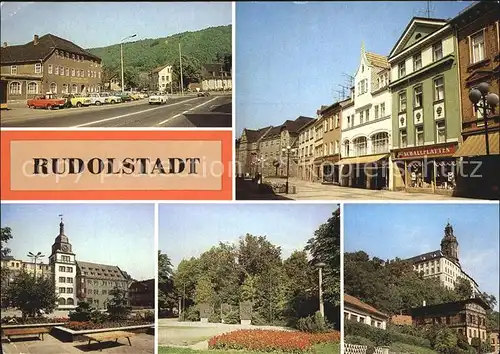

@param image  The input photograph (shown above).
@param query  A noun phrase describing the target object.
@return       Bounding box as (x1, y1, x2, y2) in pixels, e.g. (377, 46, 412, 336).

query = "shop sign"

(394, 143, 457, 159)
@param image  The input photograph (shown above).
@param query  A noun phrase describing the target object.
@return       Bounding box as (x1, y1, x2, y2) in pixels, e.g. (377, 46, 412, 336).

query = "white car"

(100, 92, 122, 104)
(87, 93, 120, 106)
(148, 92, 168, 105)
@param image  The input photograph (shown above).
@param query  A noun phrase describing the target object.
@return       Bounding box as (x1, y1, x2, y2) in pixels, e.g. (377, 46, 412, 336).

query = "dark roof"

(344, 294, 389, 319)
(130, 278, 155, 290)
(152, 64, 171, 73)
(244, 126, 272, 143)
(203, 63, 224, 72)
(408, 297, 490, 315)
(1, 33, 101, 64)
(263, 125, 283, 139)
(282, 116, 315, 133)
(1, 255, 15, 261)
(76, 260, 127, 281)
(450, 1, 500, 26)
(406, 249, 446, 264)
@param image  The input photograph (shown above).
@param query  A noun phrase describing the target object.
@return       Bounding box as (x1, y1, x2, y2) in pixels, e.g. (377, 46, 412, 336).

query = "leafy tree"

(455, 277, 473, 300)
(1, 226, 12, 257)
(172, 55, 202, 89)
(107, 287, 131, 320)
(158, 251, 177, 315)
(6, 270, 57, 320)
(240, 275, 256, 303)
(434, 327, 458, 352)
(194, 275, 216, 305)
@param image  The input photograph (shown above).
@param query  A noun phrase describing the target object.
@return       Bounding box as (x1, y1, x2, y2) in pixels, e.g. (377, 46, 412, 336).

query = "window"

(415, 125, 424, 146)
(76, 70, 80, 77)
(62, 255, 70, 262)
(81, 69, 84, 77)
(399, 61, 406, 78)
(353, 137, 367, 156)
(399, 91, 407, 112)
(344, 141, 350, 156)
(374, 105, 379, 119)
(433, 42, 443, 61)
(413, 53, 422, 71)
(436, 120, 446, 143)
(11, 65, 17, 75)
(434, 77, 444, 101)
(400, 129, 407, 148)
(67, 287, 73, 293)
(359, 111, 364, 124)
(54, 66, 59, 75)
(380, 102, 385, 116)
(102, 290, 107, 295)
(27, 82, 37, 94)
(59, 287, 66, 293)
(59, 277, 65, 283)
(414, 86, 423, 107)
(66, 277, 73, 283)
(9, 82, 21, 95)
(34, 63, 42, 74)
(87, 70, 90, 77)
(59, 266, 65, 272)
(72, 84, 78, 94)
(365, 109, 370, 121)
(98, 71, 101, 79)
(62, 84, 68, 94)
(65, 68, 69, 76)
(71, 68, 75, 77)
(71, 53, 75, 60)
(48, 64, 53, 74)
(335, 115, 339, 128)
(372, 132, 389, 153)
(471, 31, 485, 63)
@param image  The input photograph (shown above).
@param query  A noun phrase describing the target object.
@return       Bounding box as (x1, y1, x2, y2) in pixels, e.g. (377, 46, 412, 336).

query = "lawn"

(158, 343, 340, 354)
(389, 342, 438, 354)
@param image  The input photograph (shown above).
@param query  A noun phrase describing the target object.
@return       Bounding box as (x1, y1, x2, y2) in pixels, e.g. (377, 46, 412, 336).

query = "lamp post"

(316, 262, 326, 318)
(282, 146, 296, 194)
(27, 251, 45, 281)
(468, 82, 499, 156)
(179, 42, 184, 96)
(120, 34, 137, 93)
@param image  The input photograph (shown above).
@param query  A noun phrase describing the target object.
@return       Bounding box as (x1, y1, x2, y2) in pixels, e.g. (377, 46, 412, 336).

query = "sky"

(159, 203, 338, 268)
(344, 203, 500, 309)
(1, 203, 155, 281)
(0, 2, 232, 48)
(235, 1, 473, 136)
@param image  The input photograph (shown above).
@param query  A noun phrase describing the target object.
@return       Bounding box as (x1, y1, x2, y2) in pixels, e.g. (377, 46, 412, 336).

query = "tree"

(434, 327, 458, 352)
(158, 251, 177, 315)
(194, 275, 216, 305)
(101, 65, 120, 89)
(455, 277, 473, 300)
(172, 55, 202, 90)
(6, 270, 57, 320)
(107, 286, 131, 320)
(1, 226, 13, 289)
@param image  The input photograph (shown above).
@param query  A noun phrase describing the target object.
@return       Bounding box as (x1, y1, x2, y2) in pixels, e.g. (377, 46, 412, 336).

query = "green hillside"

(87, 25, 231, 74)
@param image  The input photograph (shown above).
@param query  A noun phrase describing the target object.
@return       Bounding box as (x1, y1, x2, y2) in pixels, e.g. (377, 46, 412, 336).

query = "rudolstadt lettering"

(32, 157, 201, 175)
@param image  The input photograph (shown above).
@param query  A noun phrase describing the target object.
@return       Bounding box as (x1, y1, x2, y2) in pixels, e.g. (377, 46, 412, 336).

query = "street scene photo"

(0, 2, 232, 128)
(343, 203, 500, 354)
(235, 1, 499, 200)
(158, 204, 341, 354)
(0, 204, 155, 354)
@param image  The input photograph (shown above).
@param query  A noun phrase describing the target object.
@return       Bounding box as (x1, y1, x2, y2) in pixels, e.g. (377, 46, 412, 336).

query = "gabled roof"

(365, 52, 389, 69)
(408, 297, 490, 315)
(202, 63, 224, 72)
(152, 64, 171, 73)
(262, 125, 283, 139)
(389, 17, 448, 58)
(0, 33, 101, 64)
(243, 126, 273, 143)
(344, 294, 389, 319)
(76, 260, 127, 280)
(282, 116, 315, 134)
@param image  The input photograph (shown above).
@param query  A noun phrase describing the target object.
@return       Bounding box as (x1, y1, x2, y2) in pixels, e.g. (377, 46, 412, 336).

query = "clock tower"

(49, 215, 77, 310)
(440, 221, 459, 264)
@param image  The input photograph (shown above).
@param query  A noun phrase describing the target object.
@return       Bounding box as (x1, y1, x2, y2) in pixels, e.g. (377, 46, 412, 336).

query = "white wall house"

(344, 294, 389, 330)
(339, 44, 393, 190)
(150, 65, 172, 92)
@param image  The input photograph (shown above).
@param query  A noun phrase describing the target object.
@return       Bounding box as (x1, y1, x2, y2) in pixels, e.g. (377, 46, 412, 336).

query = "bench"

(85, 331, 135, 351)
(2, 327, 50, 341)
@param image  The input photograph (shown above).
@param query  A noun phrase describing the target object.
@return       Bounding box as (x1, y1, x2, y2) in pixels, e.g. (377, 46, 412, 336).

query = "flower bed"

(208, 329, 340, 352)
(64, 319, 150, 331)
(1, 316, 69, 325)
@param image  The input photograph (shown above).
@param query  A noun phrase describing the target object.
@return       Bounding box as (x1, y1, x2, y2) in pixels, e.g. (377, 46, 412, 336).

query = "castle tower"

(440, 222, 459, 264)
(49, 215, 77, 309)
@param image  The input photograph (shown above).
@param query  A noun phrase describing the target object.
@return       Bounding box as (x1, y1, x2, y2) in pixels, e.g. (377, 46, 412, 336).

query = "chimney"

(422, 300, 426, 307)
(34, 34, 39, 45)
(2, 42, 7, 48)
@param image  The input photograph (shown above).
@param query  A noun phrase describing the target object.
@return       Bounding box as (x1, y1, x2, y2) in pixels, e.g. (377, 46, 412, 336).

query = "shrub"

(69, 301, 93, 322)
(107, 287, 131, 320)
(345, 335, 375, 346)
(223, 309, 240, 324)
(209, 312, 221, 323)
(179, 306, 200, 322)
(239, 301, 252, 321)
(141, 310, 155, 323)
(208, 329, 340, 352)
(296, 311, 328, 333)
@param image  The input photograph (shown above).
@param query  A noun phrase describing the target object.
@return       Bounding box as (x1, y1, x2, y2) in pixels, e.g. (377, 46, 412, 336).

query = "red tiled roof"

(344, 294, 389, 319)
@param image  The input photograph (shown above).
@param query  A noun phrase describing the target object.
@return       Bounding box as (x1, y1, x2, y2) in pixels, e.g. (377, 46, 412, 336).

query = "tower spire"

(361, 40, 365, 56)
(59, 214, 64, 235)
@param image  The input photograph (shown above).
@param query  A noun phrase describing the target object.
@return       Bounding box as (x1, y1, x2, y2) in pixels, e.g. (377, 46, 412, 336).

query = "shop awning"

(453, 132, 499, 157)
(335, 153, 389, 165)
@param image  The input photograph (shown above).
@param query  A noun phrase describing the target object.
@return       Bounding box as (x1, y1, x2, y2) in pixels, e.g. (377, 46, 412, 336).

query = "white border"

(340, 202, 344, 353)
(231, 0, 236, 201)
(154, 202, 159, 354)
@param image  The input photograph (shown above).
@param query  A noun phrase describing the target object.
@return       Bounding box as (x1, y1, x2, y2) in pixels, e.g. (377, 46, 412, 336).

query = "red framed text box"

(1, 130, 232, 200)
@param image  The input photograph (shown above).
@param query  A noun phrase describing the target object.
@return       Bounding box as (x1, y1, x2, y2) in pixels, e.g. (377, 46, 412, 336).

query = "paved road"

(0, 95, 232, 128)
(237, 177, 480, 200)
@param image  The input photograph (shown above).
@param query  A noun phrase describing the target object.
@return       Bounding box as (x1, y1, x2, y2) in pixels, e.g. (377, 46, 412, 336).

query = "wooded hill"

(86, 25, 231, 88)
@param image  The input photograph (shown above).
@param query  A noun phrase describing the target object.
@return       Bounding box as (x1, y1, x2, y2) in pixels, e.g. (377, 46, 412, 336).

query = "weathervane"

(59, 213, 63, 222)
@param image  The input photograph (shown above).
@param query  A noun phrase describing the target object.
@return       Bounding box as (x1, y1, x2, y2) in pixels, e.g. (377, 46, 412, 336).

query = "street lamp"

(316, 262, 326, 318)
(120, 34, 137, 93)
(27, 251, 45, 281)
(282, 146, 296, 194)
(468, 82, 499, 156)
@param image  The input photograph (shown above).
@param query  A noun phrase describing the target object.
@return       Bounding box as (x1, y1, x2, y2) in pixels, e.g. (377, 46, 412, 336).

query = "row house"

(450, 1, 500, 200)
(297, 119, 317, 181)
(279, 117, 315, 178)
(389, 17, 461, 196)
(236, 126, 272, 176)
(201, 63, 232, 92)
(0, 34, 102, 100)
(339, 44, 393, 190)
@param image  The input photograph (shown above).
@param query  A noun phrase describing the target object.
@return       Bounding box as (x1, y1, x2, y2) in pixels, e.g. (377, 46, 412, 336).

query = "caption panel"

(1, 130, 232, 200)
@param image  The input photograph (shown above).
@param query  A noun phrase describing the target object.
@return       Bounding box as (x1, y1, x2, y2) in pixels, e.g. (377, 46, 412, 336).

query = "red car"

(27, 94, 66, 110)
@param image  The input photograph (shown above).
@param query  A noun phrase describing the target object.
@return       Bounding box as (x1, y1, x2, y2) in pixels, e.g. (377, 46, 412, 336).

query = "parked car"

(148, 92, 169, 105)
(114, 92, 133, 102)
(129, 92, 142, 101)
(87, 93, 107, 106)
(197, 91, 210, 97)
(67, 94, 92, 107)
(100, 92, 122, 104)
(27, 93, 66, 110)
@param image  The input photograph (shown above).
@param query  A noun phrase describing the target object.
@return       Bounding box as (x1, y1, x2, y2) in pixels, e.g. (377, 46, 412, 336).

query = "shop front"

(392, 142, 458, 195)
(318, 155, 340, 184)
(336, 153, 390, 190)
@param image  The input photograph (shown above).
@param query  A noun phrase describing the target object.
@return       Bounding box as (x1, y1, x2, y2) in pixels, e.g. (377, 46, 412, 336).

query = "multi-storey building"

(0, 256, 51, 284)
(406, 222, 480, 295)
(201, 63, 232, 92)
(0, 34, 102, 100)
(450, 1, 500, 200)
(339, 44, 393, 190)
(150, 64, 172, 93)
(318, 100, 347, 184)
(313, 114, 325, 181)
(490, 329, 500, 354)
(236, 126, 273, 177)
(259, 125, 284, 177)
(280, 116, 316, 179)
(408, 298, 489, 345)
(388, 17, 461, 196)
(297, 119, 317, 181)
(344, 294, 389, 330)
(129, 279, 155, 308)
(76, 261, 130, 310)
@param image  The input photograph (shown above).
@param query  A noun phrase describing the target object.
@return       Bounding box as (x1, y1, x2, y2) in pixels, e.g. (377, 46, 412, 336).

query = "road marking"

(71, 97, 201, 128)
(156, 97, 220, 126)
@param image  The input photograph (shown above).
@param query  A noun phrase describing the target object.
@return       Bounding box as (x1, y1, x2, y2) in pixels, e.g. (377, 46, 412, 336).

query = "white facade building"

(297, 120, 317, 181)
(49, 218, 78, 310)
(344, 294, 389, 330)
(339, 43, 393, 190)
(150, 65, 172, 92)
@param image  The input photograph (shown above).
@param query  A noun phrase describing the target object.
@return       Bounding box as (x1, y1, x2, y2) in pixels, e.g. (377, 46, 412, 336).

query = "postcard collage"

(0, 1, 499, 354)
